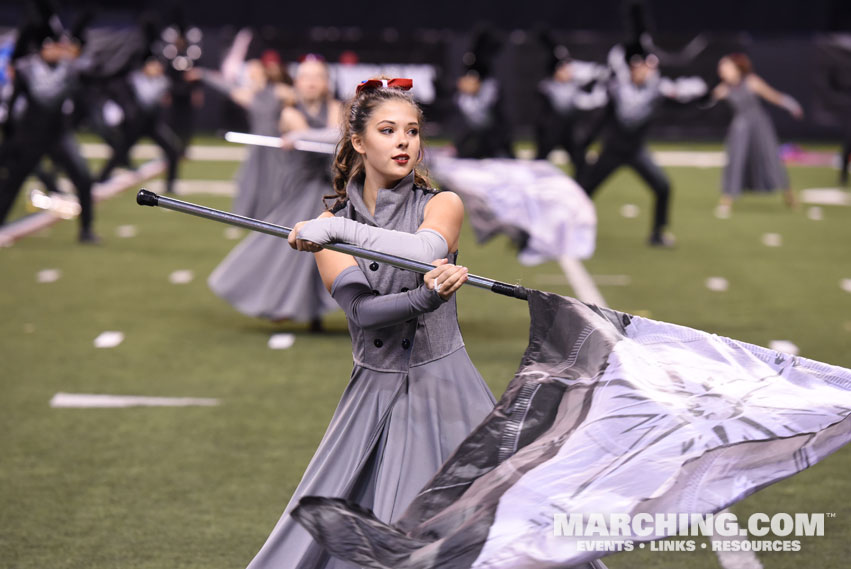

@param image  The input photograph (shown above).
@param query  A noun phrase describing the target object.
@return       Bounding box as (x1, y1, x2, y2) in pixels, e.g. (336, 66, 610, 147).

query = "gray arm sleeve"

(330, 266, 445, 330)
(297, 216, 449, 263)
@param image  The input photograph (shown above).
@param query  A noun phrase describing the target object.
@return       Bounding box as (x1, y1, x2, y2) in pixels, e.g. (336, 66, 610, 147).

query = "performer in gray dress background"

(196, 54, 293, 219)
(207, 57, 339, 329)
(244, 77, 497, 569)
(712, 53, 803, 217)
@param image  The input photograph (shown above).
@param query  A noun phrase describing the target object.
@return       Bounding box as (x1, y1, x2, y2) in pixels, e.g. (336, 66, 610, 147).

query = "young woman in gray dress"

(712, 53, 803, 217)
(207, 58, 339, 328)
(241, 78, 497, 569)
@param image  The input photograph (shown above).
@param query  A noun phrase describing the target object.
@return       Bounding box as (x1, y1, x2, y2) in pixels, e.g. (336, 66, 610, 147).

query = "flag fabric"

(293, 289, 851, 569)
(429, 157, 597, 264)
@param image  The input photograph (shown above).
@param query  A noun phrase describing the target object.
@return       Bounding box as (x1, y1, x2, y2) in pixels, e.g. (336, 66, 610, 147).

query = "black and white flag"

(294, 290, 851, 568)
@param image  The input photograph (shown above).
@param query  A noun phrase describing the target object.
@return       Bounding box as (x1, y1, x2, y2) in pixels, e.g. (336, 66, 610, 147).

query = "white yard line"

(143, 178, 236, 196)
(80, 142, 247, 162)
(50, 392, 220, 408)
(800, 188, 851, 206)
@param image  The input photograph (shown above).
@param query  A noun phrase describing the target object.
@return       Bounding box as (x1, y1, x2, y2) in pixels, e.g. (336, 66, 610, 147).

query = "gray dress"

(245, 174, 497, 569)
(232, 85, 287, 219)
(722, 80, 789, 196)
(208, 101, 336, 322)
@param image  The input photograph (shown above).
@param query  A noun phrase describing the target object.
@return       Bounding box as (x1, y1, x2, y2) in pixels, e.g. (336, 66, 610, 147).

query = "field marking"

(224, 227, 243, 240)
(807, 206, 824, 221)
(800, 188, 851, 206)
(81, 142, 248, 162)
(168, 269, 194, 284)
(0, 159, 165, 245)
(620, 204, 640, 218)
(706, 277, 729, 292)
(761, 233, 782, 247)
(268, 333, 296, 350)
(50, 392, 220, 408)
(36, 269, 61, 283)
(558, 257, 608, 307)
(143, 178, 236, 196)
(769, 340, 799, 355)
(515, 148, 727, 168)
(168, 269, 195, 284)
(93, 331, 124, 348)
(115, 224, 138, 238)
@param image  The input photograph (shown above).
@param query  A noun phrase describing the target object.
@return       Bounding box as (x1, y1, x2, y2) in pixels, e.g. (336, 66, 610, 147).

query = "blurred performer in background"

(157, 13, 205, 153)
(0, 34, 64, 198)
(712, 53, 803, 216)
(196, 50, 293, 218)
(578, 43, 706, 247)
(208, 56, 339, 330)
(0, 26, 98, 242)
(451, 28, 514, 159)
(535, 30, 607, 177)
(98, 50, 182, 194)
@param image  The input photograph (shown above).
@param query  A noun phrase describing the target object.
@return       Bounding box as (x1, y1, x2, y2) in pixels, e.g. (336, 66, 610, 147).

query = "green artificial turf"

(1, 139, 849, 568)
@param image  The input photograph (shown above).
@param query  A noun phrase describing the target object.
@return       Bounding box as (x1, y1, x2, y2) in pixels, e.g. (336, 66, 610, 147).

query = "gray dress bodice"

(248, 85, 283, 136)
(295, 98, 329, 129)
(726, 80, 764, 117)
(334, 173, 465, 372)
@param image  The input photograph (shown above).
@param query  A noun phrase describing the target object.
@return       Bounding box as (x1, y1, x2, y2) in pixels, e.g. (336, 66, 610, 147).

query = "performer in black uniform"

(451, 28, 514, 159)
(578, 43, 705, 247)
(98, 52, 182, 194)
(535, 32, 608, 177)
(0, 30, 98, 242)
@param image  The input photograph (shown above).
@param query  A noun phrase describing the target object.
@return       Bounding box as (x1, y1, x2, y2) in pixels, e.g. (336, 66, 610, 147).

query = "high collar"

(345, 172, 415, 227)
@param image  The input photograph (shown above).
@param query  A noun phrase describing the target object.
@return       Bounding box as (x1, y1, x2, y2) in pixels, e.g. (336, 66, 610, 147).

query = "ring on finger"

(434, 280, 442, 293)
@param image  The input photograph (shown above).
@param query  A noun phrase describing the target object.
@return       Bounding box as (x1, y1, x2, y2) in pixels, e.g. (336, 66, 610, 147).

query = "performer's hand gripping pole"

(136, 189, 528, 300)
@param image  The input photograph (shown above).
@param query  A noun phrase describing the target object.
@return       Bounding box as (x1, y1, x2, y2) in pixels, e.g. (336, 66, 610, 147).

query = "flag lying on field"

(293, 290, 851, 569)
(429, 157, 596, 264)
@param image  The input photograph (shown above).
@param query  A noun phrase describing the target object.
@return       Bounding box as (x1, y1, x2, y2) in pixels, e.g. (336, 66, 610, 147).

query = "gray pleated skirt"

(232, 146, 290, 221)
(245, 346, 497, 569)
(722, 111, 789, 196)
(209, 151, 337, 322)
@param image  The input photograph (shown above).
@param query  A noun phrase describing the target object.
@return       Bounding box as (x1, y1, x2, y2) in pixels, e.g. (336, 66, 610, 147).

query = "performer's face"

(352, 99, 421, 187)
(718, 58, 741, 83)
(40, 40, 62, 63)
(295, 60, 329, 101)
(554, 62, 573, 82)
(457, 73, 481, 95)
(630, 61, 656, 85)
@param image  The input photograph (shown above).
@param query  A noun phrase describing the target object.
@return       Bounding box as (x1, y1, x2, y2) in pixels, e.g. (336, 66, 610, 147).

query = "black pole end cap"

(136, 189, 159, 207)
